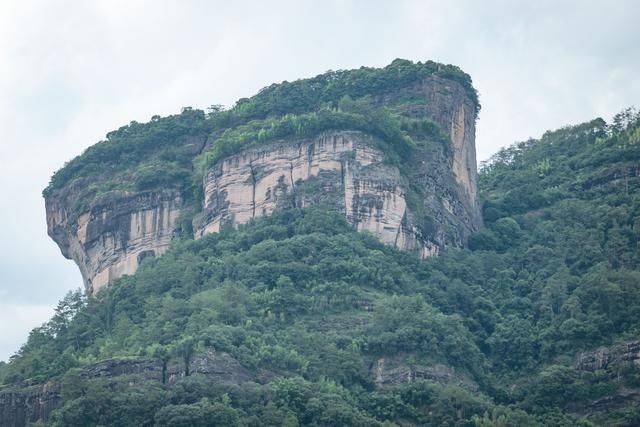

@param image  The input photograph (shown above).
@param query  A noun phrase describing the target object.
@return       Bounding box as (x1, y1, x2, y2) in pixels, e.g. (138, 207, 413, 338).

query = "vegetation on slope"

(43, 107, 208, 199)
(4, 109, 640, 425)
(194, 95, 448, 173)
(209, 57, 478, 126)
(43, 59, 470, 219)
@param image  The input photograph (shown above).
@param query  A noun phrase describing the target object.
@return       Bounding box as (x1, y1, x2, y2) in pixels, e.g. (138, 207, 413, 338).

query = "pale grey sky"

(0, 0, 638, 361)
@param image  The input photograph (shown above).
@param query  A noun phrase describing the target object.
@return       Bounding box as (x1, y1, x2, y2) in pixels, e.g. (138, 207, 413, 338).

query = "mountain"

(1, 62, 640, 426)
(43, 59, 481, 294)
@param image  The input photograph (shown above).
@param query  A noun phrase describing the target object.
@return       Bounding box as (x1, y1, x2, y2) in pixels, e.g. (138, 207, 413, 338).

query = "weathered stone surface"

(45, 74, 481, 290)
(574, 340, 640, 372)
(372, 355, 477, 391)
(568, 341, 640, 419)
(170, 348, 252, 385)
(0, 382, 60, 427)
(195, 127, 478, 257)
(80, 350, 251, 386)
(375, 74, 481, 226)
(46, 190, 182, 294)
(194, 131, 427, 250)
(194, 75, 481, 257)
(0, 350, 251, 426)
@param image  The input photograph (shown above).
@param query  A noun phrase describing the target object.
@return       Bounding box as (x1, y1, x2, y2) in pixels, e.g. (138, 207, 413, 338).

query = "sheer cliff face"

(380, 74, 481, 225)
(195, 76, 481, 257)
(46, 190, 181, 294)
(194, 131, 421, 250)
(194, 126, 475, 258)
(45, 74, 480, 293)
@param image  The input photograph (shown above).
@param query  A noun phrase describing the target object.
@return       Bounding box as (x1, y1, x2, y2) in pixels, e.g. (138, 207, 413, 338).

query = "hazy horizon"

(1, 0, 639, 361)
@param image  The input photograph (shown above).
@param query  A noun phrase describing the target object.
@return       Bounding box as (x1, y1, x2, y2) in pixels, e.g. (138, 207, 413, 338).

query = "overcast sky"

(0, 0, 638, 361)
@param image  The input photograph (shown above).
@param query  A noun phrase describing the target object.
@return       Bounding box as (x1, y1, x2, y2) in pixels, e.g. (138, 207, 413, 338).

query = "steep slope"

(43, 59, 481, 293)
(2, 110, 640, 426)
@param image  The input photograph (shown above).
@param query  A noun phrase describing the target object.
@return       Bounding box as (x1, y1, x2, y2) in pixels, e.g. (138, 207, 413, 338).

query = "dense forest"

(1, 106, 638, 425)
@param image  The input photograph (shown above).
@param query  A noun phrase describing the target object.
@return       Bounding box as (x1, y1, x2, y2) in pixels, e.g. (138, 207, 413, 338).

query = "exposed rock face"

(0, 383, 60, 427)
(194, 131, 429, 251)
(372, 356, 477, 391)
(45, 73, 480, 291)
(79, 349, 252, 386)
(0, 350, 251, 426)
(574, 340, 640, 372)
(567, 340, 640, 419)
(195, 75, 481, 257)
(46, 189, 182, 294)
(375, 74, 481, 224)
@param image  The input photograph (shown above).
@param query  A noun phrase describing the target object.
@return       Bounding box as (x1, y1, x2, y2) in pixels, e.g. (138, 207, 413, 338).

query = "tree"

(154, 398, 242, 427)
(148, 344, 171, 384)
(47, 289, 86, 341)
(175, 337, 197, 377)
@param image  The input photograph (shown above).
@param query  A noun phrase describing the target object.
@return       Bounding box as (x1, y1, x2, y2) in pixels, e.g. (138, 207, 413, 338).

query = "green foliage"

(44, 59, 470, 221)
(175, 336, 197, 376)
(154, 398, 244, 427)
(11, 110, 640, 425)
(365, 296, 487, 377)
(211, 58, 479, 127)
(44, 108, 207, 197)
(195, 97, 420, 176)
(50, 376, 166, 427)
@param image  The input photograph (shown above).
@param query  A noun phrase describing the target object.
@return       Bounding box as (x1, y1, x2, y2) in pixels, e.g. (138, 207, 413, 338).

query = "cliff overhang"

(44, 59, 482, 293)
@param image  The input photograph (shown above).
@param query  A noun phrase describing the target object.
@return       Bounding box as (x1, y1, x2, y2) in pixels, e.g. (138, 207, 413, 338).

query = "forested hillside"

(2, 109, 640, 426)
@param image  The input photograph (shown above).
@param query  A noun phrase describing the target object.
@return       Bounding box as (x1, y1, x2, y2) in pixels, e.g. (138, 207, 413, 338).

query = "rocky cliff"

(194, 128, 476, 258)
(194, 131, 423, 250)
(46, 189, 183, 294)
(0, 350, 251, 426)
(44, 60, 481, 293)
(0, 382, 60, 427)
(574, 340, 640, 372)
(569, 341, 640, 420)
